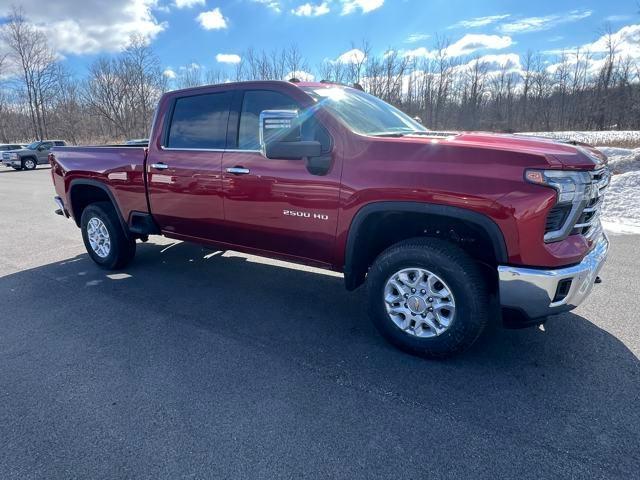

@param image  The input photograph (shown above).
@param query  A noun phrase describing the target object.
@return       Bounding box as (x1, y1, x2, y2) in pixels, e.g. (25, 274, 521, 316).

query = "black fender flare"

(68, 179, 131, 238)
(343, 201, 508, 290)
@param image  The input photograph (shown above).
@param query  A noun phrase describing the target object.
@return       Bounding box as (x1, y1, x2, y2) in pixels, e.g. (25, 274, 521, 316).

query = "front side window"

(301, 86, 427, 136)
(40, 142, 53, 150)
(238, 90, 299, 150)
(167, 92, 232, 149)
(26, 142, 40, 150)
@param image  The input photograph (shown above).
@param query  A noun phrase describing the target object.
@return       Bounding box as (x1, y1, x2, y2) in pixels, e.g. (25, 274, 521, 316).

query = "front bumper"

(54, 196, 69, 218)
(498, 233, 609, 319)
(3, 159, 20, 167)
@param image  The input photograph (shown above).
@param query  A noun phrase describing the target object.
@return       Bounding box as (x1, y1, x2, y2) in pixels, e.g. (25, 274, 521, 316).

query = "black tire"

(81, 201, 136, 270)
(367, 238, 489, 358)
(22, 157, 37, 170)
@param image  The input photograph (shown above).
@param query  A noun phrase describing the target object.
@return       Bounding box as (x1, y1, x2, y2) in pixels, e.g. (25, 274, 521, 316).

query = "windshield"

(26, 141, 40, 150)
(301, 86, 428, 136)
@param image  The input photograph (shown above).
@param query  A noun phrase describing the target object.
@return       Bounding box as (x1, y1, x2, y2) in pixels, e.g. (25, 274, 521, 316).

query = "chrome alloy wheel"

(87, 217, 111, 258)
(24, 158, 36, 169)
(383, 268, 456, 338)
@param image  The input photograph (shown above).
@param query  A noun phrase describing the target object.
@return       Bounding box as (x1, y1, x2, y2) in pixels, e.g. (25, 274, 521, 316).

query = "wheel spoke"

(427, 275, 450, 298)
(384, 267, 456, 338)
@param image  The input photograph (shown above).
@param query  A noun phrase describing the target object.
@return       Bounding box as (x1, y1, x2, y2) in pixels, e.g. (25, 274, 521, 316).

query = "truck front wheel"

(367, 238, 489, 358)
(22, 158, 37, 170)
(81, 202, 136, 270)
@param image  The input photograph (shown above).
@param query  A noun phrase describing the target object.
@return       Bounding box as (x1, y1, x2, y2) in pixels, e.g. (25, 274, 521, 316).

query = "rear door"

(146, 89, 232, 240)
(220, 89, 341, 265)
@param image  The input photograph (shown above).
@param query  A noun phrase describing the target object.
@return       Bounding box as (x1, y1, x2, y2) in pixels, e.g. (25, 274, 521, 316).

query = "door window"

(237, 90, 299, 150)
(167, 92, 232, 149)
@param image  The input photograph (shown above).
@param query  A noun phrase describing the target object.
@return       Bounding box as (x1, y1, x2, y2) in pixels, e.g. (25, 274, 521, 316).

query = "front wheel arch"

(343, 202, 508, 291)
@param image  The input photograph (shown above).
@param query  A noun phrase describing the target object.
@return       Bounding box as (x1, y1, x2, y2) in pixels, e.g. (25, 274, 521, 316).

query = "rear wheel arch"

(68, 180, 130, 238)
(343, 202, 508, 291)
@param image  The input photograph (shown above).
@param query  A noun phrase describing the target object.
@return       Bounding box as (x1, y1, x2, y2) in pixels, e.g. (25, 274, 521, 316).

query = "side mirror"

(37, 146, 45, 151)
(260, 109, 319, 160)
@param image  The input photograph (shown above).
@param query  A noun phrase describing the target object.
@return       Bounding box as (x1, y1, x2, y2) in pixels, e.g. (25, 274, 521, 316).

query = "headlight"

(9, 153, 18, 159)
(525, 169, 593, 243)
(525, 169, 590, 204)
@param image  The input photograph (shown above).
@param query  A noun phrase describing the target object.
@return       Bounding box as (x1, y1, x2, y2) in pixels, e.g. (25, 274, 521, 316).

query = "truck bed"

(50, 146, 150, 224)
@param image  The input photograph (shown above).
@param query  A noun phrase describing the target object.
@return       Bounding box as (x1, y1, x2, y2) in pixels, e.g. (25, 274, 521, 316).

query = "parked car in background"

(0, 143, 25, 154)
(49, 81, 610, 358)
(3, 140, 66, 170)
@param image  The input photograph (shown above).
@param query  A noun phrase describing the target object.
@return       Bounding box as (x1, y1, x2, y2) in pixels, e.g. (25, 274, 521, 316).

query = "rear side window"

(238, 90, 299, 150)
(167, 92, 231, 149)
(54, 141, 65, 146)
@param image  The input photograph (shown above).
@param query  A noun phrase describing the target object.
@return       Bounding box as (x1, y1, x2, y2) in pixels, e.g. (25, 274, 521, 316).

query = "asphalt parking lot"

(1, 166, 639, 479)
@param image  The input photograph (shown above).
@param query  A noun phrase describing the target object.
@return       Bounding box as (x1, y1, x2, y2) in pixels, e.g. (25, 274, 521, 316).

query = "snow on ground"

(595, 146, 640, 235)
(522, 131, 640, 148)
(595, 147, 640, 175)
(600, 170, 640, 234)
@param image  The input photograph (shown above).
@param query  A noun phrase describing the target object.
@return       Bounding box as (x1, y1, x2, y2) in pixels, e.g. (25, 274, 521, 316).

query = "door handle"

(226, 166, 250, 175)
(151, 162, 169, 170)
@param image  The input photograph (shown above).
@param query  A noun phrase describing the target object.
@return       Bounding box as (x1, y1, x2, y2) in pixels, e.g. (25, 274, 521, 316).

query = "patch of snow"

(521, 131, 640, 147)
(596, 147, 640, 175)
(601, 171, 640, 233)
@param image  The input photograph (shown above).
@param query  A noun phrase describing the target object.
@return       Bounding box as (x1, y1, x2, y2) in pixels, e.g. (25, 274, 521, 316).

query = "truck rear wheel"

(81, 201, 136, 270)
(367, 238, 489, 358)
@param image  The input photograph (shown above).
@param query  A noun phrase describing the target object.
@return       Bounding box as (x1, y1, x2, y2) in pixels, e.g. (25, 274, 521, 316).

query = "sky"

(1, 0, 639, 81)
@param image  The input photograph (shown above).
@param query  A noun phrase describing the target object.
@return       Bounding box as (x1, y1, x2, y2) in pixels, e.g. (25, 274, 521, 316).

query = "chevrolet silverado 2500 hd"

(49, 81, 610, 357)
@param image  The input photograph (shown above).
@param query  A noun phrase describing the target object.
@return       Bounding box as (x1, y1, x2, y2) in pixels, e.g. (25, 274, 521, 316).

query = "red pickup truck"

(49, 80, 610, 357)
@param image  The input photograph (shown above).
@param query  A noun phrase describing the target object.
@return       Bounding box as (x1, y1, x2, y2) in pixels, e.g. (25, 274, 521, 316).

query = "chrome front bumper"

(498, 233, 609, 319)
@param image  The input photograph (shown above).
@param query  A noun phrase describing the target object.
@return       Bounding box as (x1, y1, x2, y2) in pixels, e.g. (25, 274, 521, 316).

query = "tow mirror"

(260, 109, 319, 160)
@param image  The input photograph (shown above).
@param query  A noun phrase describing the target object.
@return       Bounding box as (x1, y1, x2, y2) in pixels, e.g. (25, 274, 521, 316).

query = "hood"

(397, 131, 607, 170)
(6, 148, 33, 155)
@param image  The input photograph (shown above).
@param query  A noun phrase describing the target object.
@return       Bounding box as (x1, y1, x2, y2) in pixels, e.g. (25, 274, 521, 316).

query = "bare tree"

(1, 6, 58, 139)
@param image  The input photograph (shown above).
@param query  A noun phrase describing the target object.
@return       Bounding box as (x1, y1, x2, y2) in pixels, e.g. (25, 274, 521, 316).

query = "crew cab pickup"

(49, 81, 610, 357)
(4, 140, 66, 170)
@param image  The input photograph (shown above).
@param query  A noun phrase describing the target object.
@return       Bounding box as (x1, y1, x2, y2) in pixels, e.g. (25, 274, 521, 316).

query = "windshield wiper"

(371, 132, 406, 137)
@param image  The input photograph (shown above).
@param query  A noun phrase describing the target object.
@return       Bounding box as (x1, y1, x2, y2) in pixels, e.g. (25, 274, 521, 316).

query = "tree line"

(1, 7, 639, 144)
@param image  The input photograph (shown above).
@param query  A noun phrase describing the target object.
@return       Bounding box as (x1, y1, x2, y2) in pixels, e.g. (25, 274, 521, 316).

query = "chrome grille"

(572, 167, 610, 240)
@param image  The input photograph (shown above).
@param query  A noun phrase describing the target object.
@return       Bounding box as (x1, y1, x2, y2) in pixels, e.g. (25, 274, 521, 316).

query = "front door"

(221, 89, 341, 266)
(147, 90, 232, 240)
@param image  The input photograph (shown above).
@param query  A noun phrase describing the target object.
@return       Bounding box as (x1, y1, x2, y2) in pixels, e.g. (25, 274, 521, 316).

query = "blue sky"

(4, 0, 640, 79)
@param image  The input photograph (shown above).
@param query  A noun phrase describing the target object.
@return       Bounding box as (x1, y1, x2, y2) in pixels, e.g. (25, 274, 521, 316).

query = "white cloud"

(251, 0, 282, 13)
(285, 70, 315, 81)
(197, 8, 229, 30)
(586, 24, 640, 58)
(292, 2, 330, 16)
(174, 0, 204, 8)
(405, 33, 430, 44)
(499, 10, 592, 34)
(340, 0, 384, 15)
(405, 34, 513, 59)
(163, 68, 177, 79)
(216, 53, 242, 64)
(605, 15, 633, 23)
(336, 48, 366, 64)
(0, 0, 166, 55)
(545, 24, 640, 75)
(450, 14, 510, 29)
